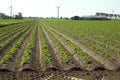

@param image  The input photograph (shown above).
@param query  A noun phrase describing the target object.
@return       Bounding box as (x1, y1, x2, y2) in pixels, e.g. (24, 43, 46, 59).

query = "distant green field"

(0, 19, 28, 25)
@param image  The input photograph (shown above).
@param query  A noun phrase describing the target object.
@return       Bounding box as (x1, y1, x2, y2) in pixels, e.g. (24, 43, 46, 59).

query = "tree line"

(0, 12, 23, 19)
(96, 12, 120, 19)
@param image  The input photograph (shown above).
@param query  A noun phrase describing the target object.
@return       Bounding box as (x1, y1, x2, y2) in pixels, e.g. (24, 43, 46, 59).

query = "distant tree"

(15, 12, 23, 19)
(0, 13, 12, 19)
(96, 13, 101, 17)
(118, 15, 120, 19)
(0, 13, 5, 18)
(15, 15, 19, 19)
(95, 12, 120, 19)
(109, 14, 113, 19)
(60, 17, 63, 19)
(100, 13, 104, 18)
(18, 12, 23, 19)
(114, 14, 118, 19)
(105, 13, 109, 18)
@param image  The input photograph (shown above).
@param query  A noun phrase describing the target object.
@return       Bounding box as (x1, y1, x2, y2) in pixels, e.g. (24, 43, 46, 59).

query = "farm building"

(71, 15, 110, 20)
(71, 16, 81, 20)
(82, 16, 110, 20)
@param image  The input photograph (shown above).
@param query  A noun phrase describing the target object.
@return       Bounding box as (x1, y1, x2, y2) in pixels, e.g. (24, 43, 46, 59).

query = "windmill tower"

(10, 4, 12, 17)
(57, 6, 60, 19)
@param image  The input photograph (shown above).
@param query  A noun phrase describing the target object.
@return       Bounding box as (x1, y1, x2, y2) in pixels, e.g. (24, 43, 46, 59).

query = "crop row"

(0, 19, 26, 27)
(44, 27, 72, 63)
(46, 27, 92, 64)
(0, 21, 36, 51)
(0, 21, 34, 44)
(0, 26, 29, 51)
(0, 25, 29, 43)
(75, 35, 115, 60)
(39, 26, 52, 65)
(43, 20, 117, 61)
(0, 22, 28, 37)
(2, 26, 32, 64)
(86, 37, 120, 56)
(21, 26, 36, 65)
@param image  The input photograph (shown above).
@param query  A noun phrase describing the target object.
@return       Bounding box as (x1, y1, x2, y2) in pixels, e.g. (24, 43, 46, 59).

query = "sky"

(0, 0, 120, 18)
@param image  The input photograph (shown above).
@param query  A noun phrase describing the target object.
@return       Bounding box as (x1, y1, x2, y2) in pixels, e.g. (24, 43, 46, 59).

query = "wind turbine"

(56, 6, 60, 19)
(9, 3, 12, 17)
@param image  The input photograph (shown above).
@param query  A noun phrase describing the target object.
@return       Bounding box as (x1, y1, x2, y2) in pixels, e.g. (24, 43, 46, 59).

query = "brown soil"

(0, 70, 120, 80)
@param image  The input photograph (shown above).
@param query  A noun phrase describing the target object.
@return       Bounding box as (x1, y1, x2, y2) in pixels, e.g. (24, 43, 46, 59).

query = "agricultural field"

(0, 19, 120, 80)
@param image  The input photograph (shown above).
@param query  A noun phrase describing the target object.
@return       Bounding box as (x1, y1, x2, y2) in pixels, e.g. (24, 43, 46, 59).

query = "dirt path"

(34, 26, 41, 71)
(37, 25, 42, 71)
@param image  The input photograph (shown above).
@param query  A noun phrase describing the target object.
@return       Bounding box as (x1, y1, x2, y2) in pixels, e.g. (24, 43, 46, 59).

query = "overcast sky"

(0, 0, 120, 18)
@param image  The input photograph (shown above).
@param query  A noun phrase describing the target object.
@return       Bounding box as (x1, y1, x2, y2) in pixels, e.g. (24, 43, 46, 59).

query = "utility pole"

(57, 6, 60, 19)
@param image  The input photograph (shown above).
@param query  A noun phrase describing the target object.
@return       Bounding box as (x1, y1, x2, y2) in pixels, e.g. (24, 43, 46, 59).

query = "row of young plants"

(2, 26, 32, 64)
(0, 24, 22, 35)
(87, 36, 120, 56)
(85, 41, 115, 60)
(47, 27, 92, 64)
(0, 19, 25, 27)
(68, 30, 116, 60)
(39, 26, 52, 65)
(21, 26, 36, 65)
(0, 21, 33, 38)
(44, 20, 117, 61)
(0, 26, 28, 43)
(0, 22, 32, 43)
(84, 38, 116, 59)
(73, 34, 115, 60)
(0, 22, 20, 28)
(0, 23, 25, 37)
(44, 27, 72, 63)
(0, 26, 30, 51)
(71, 25, 119, 58)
